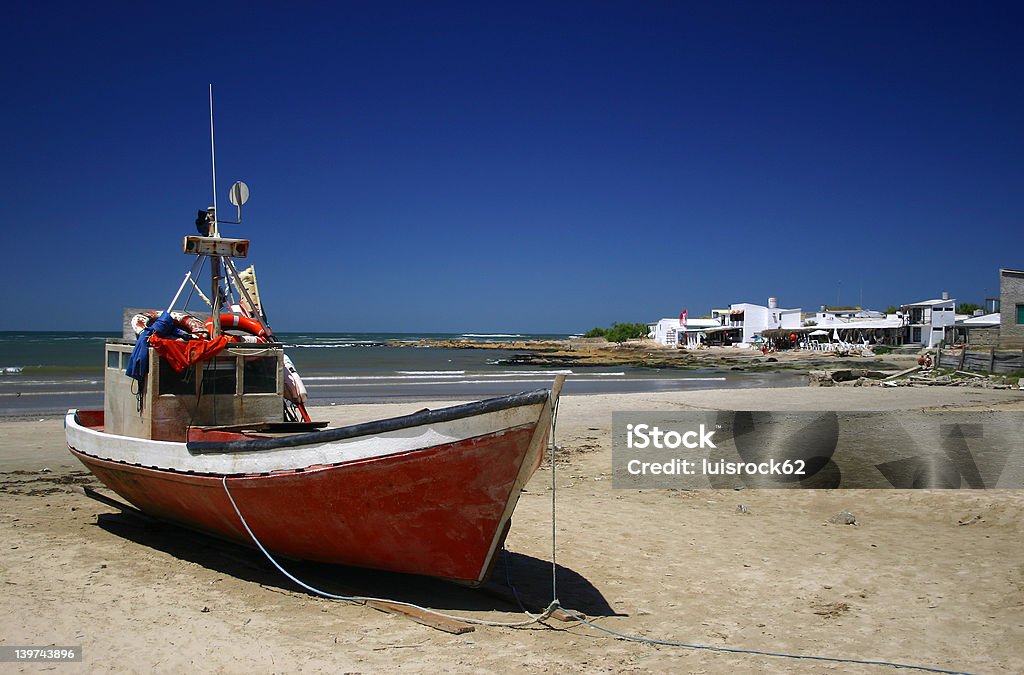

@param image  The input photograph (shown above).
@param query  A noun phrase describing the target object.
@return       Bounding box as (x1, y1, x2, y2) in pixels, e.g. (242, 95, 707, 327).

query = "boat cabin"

(104, 338, 286, 442)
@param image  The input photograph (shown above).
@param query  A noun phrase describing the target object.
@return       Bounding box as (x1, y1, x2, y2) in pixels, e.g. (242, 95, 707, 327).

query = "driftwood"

(882, 366, 922, 381)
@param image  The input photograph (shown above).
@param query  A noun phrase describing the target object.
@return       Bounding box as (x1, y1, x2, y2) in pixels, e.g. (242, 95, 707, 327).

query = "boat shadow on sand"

(94, 509, 620, 619)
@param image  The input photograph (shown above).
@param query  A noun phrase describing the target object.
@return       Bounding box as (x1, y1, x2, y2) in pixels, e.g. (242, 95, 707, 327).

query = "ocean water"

(0, 331, 804, 417)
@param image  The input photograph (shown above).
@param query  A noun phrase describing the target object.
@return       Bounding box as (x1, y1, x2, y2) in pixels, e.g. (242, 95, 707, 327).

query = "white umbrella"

(809, 329, 829, 336)
(832, 329, 840, 342)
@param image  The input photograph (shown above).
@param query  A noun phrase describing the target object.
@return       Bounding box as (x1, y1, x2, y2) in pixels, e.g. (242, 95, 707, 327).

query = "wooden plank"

(82, 486, 148, 516)
(883, 366, 921, 381)
(363, 600, 475, 634)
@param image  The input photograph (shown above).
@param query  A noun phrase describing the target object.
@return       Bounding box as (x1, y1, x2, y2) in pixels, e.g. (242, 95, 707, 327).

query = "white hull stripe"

(66, 402, 544, 475)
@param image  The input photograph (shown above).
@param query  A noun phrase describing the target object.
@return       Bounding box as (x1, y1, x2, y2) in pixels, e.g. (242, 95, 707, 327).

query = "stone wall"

(966, 326, 1000, 349)
(999, 269, 1024, 349)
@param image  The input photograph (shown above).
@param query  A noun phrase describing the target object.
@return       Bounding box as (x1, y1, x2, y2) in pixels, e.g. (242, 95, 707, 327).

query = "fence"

(936, 348, 1024, 375)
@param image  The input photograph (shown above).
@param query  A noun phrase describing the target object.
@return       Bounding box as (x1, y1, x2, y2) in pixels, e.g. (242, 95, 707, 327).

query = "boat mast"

(183, 86, 251, 335)
(208, 83, 222, 338)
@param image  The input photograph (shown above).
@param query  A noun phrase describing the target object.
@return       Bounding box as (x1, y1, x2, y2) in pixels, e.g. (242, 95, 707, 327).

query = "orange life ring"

(205, 314, 268, 340)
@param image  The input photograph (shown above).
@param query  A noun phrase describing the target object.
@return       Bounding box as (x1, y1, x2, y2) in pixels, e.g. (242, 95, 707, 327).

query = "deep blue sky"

(2, 2, 1021, 333)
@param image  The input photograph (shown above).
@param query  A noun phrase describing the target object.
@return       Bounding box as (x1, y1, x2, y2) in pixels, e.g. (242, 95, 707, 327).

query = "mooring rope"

(221, 474, 558, 627)
(554, 608, 973, 675)
(220, 392, 564, 628)
(549, 393, 560, 606)
(221, 393, 972, 673)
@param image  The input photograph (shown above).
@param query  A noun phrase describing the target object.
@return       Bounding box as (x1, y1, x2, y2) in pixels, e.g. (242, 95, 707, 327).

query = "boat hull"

(66, 390, 556, 585)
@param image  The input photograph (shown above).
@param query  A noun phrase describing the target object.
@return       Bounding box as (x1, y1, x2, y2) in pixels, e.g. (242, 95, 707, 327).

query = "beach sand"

(2, 387, 1023, 673)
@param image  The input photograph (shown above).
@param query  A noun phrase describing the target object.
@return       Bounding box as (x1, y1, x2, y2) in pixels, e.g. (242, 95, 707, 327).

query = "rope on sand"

(221, 391, 564, 628)
(223, 391, 974, 673)
(221, 473, 559, 627)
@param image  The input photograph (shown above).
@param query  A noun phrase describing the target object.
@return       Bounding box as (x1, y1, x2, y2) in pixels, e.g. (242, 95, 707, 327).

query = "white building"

(806, 307, 904, 346)
(711, 298, 802, 347)
(650, 317, 722, 348)
(811, 308, 886, 326)
(901, 294, 957, 348)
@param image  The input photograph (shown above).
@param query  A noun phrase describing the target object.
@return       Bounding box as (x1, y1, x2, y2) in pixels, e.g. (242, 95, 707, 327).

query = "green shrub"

(605, 322, 650, 343)
(582, 322, 649, 342)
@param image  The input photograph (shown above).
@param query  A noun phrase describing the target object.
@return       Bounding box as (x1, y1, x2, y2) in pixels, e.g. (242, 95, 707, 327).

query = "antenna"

(209, 83, 219, 237)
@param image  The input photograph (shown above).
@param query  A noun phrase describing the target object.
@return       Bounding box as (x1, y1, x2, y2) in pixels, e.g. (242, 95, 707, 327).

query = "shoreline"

(386, 337, 925, 373)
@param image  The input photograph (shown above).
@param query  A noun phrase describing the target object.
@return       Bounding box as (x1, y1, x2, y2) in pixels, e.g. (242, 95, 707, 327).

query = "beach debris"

(39, 467, 51, 473)
(809, 369, 888, 386)
(812, 600, 851, 618)
(882, 365, 922, 381)
(828, 511, 858, 525)
(957, 515, 983, 526)
(736, 504, 751, 514)
(877, 364, 1016, 389)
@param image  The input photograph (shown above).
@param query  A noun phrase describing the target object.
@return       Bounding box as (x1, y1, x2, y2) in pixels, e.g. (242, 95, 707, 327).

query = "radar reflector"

(229, 181, 249, 206)
(228, 181, 249, 223)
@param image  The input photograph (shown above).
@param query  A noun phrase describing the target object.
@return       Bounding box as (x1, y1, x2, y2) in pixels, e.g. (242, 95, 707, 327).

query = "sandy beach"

(2, 386, 1023, 673)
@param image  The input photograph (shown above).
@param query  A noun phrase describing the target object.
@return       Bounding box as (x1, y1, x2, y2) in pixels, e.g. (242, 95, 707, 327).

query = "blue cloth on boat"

(125, 312, 189, 382)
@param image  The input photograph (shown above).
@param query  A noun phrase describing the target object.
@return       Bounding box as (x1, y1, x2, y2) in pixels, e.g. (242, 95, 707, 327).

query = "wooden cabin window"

(158, 357, 195, 395)
(242, 356, 278, 394)
(201, 357, 237, 395)
(107, 351, 120, 369)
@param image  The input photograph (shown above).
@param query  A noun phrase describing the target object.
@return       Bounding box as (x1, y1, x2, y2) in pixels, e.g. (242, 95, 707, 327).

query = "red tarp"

(148, 334, 230, 371)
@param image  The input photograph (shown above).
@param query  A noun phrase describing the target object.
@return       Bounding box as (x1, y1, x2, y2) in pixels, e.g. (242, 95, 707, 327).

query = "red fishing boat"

(65, 160, 562, 586)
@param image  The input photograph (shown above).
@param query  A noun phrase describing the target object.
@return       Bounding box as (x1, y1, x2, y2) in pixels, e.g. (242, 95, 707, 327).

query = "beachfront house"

(650, 316, 722, 348)
(900, 294, 956, 348)
(999, 268, 1024, 348)
(711, 298, 802, 347)
(806, 306, 905, 346)
(947, 311, 1001, 348)
(810, 307, 886, 326)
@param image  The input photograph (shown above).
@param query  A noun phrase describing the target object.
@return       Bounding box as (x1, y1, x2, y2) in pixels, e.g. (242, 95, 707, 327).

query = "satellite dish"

(228, 181, 249, 207)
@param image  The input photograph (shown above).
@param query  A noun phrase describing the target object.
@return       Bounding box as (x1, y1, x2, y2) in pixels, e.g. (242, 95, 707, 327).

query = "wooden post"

(989, 347, 996, 374)
(958, 348, 967, 371)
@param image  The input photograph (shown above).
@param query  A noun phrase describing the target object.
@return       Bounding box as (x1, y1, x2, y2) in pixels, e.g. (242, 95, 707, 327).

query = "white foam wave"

(0, 389, 103, 397)
(0, 378, 101, 386)
(304, 371, 564, 382)
(303, 376, 728, 388)
(460, 334, 525, 338)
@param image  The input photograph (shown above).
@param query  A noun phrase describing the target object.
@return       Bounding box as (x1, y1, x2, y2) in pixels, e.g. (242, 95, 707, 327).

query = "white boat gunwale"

(185, 387, 551, 454)
(66, 388, 551, 476)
